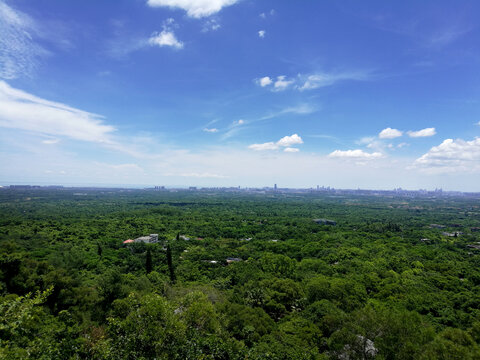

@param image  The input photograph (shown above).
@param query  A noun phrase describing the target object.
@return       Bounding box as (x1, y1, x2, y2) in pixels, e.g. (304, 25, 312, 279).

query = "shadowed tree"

(146, 248, 152, 274)
(167, 242, 176, 283)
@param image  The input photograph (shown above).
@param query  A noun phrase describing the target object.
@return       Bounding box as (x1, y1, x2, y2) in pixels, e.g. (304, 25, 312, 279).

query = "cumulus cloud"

(149, 30, 183, 48)
(258, 30, 266, 38)
(146, 0, 239, 18)
(379, 127, 403, 139)
(203, 127, 218, 133)
(414, 138, 480, 172)
(407, 127, 436, 137)
(0, 81, 115, 143)
(284, 147, 299, 153)
(273, 75, 294, 91)
(149, 18, 183, 49)
(258, 76, 272, 87)
(234, 119, 245, 125)
(249, 134, 303, 151)
(277, 134, 303, 147)
(328, 149, 383, 159)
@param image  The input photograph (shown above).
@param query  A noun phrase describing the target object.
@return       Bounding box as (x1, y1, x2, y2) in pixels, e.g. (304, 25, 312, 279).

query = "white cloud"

(329, 149, 384, 159)
(258, 76, 272, 87)
(259, 9, 275, 19)
(357, 136, 375, 145)
(249, 134, 303, 151)
(257, 71, 370, 92)
(149, 30, 183, 49)
(273, 75, 294, 91)
(414, 138, 480, 172)
(258, 30, 266, 38)
(256, 104, 316, 123)
(0, 1, 46, 79)
(0, 81, 115, 143)
(298, 71, 370, 91)
(284, 147, 299, 153)
(148, 18, 183, 49)
(379, 127, 403, 139)
(248, 142, 279, 151)
(220, 119, 246, 140)
(407, 127, 436, 138)
(42, 138, 60, 145)
(203, 127, 218, 133)
(277, 134, 303, 147)
(202, 19, 221, 32)
(147, 0, 239, 18)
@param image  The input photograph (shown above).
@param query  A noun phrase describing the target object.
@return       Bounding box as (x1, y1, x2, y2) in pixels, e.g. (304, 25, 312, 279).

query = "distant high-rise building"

(274, 184, 277, 190)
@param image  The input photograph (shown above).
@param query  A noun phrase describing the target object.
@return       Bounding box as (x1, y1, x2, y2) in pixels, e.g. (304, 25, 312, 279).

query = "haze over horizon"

(1, 0, 480, 191)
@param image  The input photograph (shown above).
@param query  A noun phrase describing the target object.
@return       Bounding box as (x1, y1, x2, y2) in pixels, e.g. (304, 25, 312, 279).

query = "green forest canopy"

(1, 188, 480, 359)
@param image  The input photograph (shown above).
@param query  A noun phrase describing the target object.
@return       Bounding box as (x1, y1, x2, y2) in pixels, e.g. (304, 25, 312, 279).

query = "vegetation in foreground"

(1, 188, 480, 359)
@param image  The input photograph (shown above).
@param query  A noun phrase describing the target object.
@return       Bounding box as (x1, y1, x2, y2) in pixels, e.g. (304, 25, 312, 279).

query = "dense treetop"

(1, 188, 480, 359)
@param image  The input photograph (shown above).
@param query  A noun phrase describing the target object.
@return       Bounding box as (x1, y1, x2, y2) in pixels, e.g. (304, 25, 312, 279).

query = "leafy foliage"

(1, 188, 480, 358)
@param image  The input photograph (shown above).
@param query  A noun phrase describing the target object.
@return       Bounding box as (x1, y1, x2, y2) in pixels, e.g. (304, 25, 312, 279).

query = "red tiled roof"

(123, 239, 135, 244)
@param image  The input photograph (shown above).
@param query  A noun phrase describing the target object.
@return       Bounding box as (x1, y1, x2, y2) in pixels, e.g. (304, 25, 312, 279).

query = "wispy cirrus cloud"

(147, 0, 239, 18)
(260, 103, 316, 121)
(220, 119, 245, 140)
(298, 71, 371, 90)
(256, 70, 372, 92)
(203, 127, 218, 133)
(0, 81, 115, 143)
(0, 1, 47, 79)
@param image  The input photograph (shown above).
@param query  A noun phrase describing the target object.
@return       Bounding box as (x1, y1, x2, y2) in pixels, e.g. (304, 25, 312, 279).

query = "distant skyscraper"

(274, 183, 277, 190)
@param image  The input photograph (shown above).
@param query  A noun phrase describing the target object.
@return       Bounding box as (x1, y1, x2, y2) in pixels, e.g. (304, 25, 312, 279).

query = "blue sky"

(1, 0, 480, 190)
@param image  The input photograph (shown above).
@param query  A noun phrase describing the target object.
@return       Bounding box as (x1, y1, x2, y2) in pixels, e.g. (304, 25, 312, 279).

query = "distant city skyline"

(1, 1, 480, 190)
